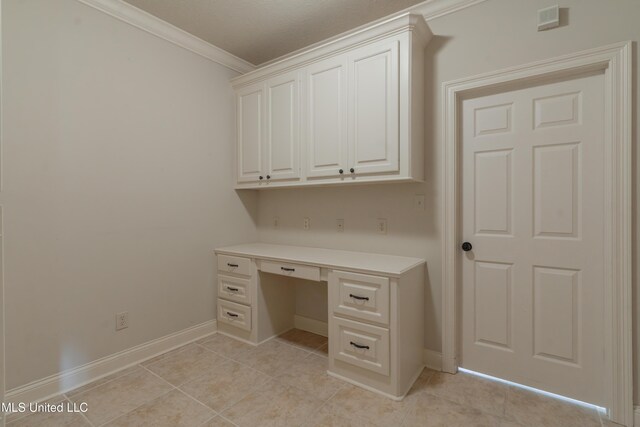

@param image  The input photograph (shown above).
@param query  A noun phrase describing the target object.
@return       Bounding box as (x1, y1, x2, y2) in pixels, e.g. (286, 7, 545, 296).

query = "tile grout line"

(5, 396, 67, 427)
(65, 340, 198, 402)
(90, 365, 181, 426)
(139, 364, 179, 390)
(170, 388, 219, 419)
(63, 395, 96, 427)
(140, 351, 248, 423)
(64, 365, 142, 401)
(93, 388, 176, 427)
(217, 412, 241, 426)
(301, 382, 347, 426)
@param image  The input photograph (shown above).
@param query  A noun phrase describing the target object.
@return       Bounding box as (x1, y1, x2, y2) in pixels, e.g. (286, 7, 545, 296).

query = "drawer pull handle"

(281, 267, 295, 272)
(226, 286, 239, 292)
(227, 263, 239, 268)
(226, 312, 239, 318)
(349, 294, 369, 301)
(350, 341, 369, 350)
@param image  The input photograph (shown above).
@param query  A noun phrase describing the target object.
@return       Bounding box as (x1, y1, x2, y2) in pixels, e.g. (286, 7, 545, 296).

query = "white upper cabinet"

(232, 13, 431, 189)
(266, 71, 300, 181)
(348, 39, 399, 176)
(305, 56, 348, 179)
(236, 83, 264, 182)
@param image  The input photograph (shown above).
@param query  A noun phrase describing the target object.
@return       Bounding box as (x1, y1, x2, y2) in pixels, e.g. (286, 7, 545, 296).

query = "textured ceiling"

(123, 0, 426, 65)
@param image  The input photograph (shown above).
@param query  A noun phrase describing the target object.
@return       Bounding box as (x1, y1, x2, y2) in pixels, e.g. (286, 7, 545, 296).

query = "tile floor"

(8, 329, 610, 427)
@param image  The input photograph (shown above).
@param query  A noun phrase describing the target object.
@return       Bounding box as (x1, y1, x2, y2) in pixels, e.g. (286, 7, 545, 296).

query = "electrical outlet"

(337, 219, 344, 232)
(303, 217, 310, 230)
(377, 218, 387, 234)
(414, 194, 425, 210)
(116, 312, 129, 331)
(273, 217, 279, 229)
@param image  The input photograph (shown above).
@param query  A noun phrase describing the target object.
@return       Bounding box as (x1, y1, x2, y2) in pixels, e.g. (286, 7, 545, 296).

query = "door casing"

(440, 41, 632, 426)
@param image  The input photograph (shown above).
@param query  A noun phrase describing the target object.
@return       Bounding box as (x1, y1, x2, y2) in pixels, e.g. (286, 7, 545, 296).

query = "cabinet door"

(347, 39, 399, 175)
(305, 57, 348, 178)
(266, 71, 300, 181)
(237, 83, 265, 182)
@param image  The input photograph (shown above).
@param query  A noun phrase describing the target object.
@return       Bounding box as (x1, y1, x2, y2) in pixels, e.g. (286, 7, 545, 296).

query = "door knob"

(339, 169, 344, 174)
(350, 168, 355, 173)
(461, 242, 473, 252)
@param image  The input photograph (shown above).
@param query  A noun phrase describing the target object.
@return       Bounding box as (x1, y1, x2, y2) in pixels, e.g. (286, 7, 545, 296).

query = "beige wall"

(2, 0, 258, 390)
(257, 0, 640, 403)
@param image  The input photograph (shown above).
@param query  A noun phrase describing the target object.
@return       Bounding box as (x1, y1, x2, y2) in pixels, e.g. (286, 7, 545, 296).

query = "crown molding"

(417, 0, 489, 21)
(75, 0, 256, 74)
(232, 13, 431, 88)
(252, 0, 487, 70)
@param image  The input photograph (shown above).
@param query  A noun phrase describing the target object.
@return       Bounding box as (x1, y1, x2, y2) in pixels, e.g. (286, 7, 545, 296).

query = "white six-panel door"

(461, 72, 605, 405)
(266, 71, 300, 181)
(236, 83, 265, 182)
(347, 39, 399, 175)
(305, 57, 348, 178)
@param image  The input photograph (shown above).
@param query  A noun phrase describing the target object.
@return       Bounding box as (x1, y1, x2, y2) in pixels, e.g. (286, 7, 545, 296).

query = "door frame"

(440, 41, 632, 425)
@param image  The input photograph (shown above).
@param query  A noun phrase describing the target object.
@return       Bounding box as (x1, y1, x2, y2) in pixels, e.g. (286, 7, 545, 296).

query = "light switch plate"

(337, 219, 344, 232)
(414, 194, 425, 210)
(303, 217, 310, 230)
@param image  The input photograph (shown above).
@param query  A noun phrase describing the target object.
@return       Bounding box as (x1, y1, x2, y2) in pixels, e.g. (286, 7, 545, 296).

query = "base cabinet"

(328, 268, 424, 399)
(215, 245, 425, 400)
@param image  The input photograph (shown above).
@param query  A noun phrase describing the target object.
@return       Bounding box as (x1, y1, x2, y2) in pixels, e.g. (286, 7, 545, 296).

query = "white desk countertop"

(215, 242, 425, 277)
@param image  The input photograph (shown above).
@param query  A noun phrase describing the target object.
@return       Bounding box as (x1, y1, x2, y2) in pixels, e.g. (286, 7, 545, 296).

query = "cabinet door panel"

(266, 72, 300, 181)
(306, 58, 348, 178)
(237, 84, 264, 182)
(348, 40, 399, 175)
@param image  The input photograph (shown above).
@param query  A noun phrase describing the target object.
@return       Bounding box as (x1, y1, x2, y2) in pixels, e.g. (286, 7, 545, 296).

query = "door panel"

(348, 40, 399, 175)
(306, 57, 348, 178)
(533, 266, 579, 364)
(266, 71, 300, 181)
(237, 84, 264, 182)
(533, 143, 580, 238)
(474, 149, 512, 235)
(461, 72, 605, 405)
(474, 261, 513, 351)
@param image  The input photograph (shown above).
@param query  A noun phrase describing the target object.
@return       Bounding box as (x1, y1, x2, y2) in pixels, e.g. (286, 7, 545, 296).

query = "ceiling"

(123, 0, 426, 65)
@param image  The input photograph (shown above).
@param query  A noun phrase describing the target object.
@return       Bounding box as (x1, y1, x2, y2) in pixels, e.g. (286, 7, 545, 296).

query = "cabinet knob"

(259, 176, 264, 180)
(350, 168, 355, 173)
(266, 175, 271, 180)
(339, 169, 344, 174)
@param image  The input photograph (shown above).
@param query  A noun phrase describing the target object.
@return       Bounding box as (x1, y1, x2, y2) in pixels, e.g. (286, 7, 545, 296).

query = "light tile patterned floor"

(8, 329, 610, 427)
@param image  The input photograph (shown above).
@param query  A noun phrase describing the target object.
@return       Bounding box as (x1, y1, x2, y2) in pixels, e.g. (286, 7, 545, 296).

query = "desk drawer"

(260, 260, 320, 281)
(332, 316, 389, 376)
(331, 270, 389, 325)
(217, 299, 252, 331)
(218, 275, 252, 305)
(218, 255, 252, 277)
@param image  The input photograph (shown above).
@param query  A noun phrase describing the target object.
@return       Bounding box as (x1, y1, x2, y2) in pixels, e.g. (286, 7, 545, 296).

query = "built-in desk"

(214, 243, 426, 400)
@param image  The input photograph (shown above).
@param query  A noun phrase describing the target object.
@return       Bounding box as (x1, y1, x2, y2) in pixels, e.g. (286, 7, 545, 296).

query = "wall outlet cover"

(116, 312, 129, 331)
(377, 218, 387, 234)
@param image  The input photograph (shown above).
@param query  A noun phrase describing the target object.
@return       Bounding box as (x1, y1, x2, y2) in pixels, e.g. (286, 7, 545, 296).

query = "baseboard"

(5, 320, 217, 405)
(326, 370, 405, 401)
(423, 349, 442, 371)
(294, 314, 328, 337)
(634, 405, 640, 427)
